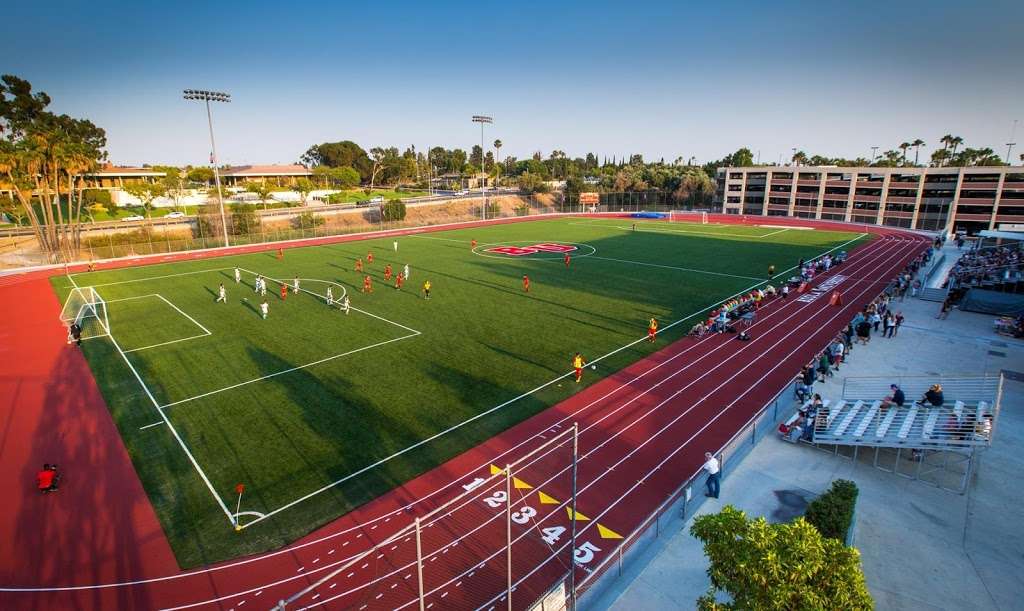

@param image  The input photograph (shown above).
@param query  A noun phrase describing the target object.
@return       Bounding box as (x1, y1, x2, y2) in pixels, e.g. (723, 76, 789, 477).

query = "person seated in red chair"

(36, 464, 61, 493)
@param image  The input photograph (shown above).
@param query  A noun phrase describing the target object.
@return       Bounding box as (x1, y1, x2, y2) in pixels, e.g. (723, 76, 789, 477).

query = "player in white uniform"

(260, 300, 269, 319)
(403, 264, 410, 280)
(216, 283, 227, 303)
(292, 277, 300, 294)
(393, 240, 398, 252)
(258, 276, 267, 296)
(234, 267, 241, 283)
(326, 286, 334, 305)
(341, 295, 350, 315)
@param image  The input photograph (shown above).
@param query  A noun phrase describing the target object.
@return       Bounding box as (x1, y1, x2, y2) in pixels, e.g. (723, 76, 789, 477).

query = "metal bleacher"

(810, 399, 994, 450)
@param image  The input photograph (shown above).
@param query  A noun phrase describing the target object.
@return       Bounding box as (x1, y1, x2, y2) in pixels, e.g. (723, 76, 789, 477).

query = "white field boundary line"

(277, 242, 909, 611)
(759, 228, 789, 238)
(298, 237, 918, 611)
(64, 277, 237, 527)
(565, 220, 779, 239)
(169, 238, 907, 610)
(464, 238, 923, 611)
(587, 255, 764, 282)
(122, 294, 212, 354)
(72, 266, 234, 288)
(7, 232, 883, 594)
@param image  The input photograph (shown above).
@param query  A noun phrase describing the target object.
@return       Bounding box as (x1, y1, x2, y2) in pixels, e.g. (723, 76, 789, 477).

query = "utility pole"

(870, 146, 879, 163)
(472, 115, 493, 220)
(1006, 120, 1018, 164)
(184, 89, 231, 248)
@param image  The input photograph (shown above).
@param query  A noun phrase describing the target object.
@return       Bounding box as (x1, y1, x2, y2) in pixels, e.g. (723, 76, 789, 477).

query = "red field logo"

(485, 243, 578, 256)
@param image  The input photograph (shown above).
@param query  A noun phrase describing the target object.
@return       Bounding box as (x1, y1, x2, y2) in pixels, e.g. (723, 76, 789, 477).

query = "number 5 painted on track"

(574, 541, 602, 564)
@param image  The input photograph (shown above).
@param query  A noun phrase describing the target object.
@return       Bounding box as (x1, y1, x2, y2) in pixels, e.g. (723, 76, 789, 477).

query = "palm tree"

(493, 139, 502, 187)
(898, 142, 911, 164)
(949, 136, 964, 159)
(791, 150, 808, 166)
(911, 139, 925, 166)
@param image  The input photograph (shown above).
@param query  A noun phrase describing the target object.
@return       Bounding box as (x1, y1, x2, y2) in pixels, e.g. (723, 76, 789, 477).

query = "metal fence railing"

(841, 374, 1002, 406)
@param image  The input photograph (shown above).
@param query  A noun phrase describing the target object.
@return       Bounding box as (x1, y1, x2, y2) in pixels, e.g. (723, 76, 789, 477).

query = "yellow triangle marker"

(566, 507, 590, 522)
(489, 464, 503, 475)
(513, 477, 533, 490)
(537, 491, 559, 505)
(597, 524, 623, 539)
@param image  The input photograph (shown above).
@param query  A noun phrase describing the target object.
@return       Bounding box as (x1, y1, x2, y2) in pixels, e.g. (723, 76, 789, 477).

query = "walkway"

(597, 291, 1024, 610)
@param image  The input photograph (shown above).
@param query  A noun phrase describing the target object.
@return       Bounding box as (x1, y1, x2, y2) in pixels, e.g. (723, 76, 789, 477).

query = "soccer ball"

(591, 365, 597, 370)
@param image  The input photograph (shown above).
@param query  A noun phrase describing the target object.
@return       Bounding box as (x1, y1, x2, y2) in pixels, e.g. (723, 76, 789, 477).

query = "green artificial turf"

(50, 217, 869, 567)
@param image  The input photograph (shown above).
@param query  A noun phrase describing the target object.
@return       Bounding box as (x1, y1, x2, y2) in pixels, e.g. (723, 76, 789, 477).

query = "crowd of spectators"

(945, 243, 1022, 291)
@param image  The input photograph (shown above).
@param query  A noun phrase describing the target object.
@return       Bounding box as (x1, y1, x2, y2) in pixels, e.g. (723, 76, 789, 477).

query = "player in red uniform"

(395, 272, 404, 290)
(362, 275, 373, 293)
(277, 248, 284, 260)
(384, 264, 393, 281)
(564, 253, 571, 268)
(471, 239, 477, 249)
(355, 258, 363, 273)
(648, 317, 658, 343)
(367, 251, 374, 265)
(279, 282, 288, 300)
(522, 275, 530, 292)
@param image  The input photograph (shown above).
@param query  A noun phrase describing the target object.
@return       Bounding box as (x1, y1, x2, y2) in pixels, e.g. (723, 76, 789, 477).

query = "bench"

(876, 407, 899, 438)
(833, 400, 863, 436)
(897, 407, 919, 439)
(853, 401, 881, 437)
(922, 409, 940, 440)
(825, 400, 847, 428)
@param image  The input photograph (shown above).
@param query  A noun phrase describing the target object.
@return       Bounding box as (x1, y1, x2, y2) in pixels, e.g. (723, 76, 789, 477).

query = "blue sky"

(4, 0, 1022, 167)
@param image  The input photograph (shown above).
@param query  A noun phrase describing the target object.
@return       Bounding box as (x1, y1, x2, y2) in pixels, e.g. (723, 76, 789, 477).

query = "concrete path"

(589, 288, 1024, 610)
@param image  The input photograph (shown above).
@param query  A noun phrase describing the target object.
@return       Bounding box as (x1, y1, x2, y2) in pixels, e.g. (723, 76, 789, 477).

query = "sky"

(3, 0, 1023, 167)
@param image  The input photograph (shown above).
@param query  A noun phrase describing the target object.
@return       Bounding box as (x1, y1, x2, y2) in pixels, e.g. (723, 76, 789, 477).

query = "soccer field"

(52, 216, 869, 567)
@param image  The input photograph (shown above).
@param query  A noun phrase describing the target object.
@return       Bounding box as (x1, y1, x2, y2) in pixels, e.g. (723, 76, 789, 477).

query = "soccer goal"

(60, 286, 110, 342)
(669, 210, 709, 224)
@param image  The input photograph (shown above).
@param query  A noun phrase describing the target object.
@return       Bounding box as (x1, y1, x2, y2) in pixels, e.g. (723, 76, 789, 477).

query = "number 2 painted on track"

(483, 490, 507, 508)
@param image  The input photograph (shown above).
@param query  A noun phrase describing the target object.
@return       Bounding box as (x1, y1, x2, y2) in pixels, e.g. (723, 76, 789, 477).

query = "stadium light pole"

(184, 89, 231, 248)
(472, 115, 493, 220)
(870, 146, 879, 163)
(1006, 119, 1018, 164)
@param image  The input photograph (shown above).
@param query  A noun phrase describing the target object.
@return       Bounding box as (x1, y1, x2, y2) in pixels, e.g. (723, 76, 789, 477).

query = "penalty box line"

(566, 219, 780, 239)
(65, 276, 237, 526)
(105, 293, 213, 354)
(156, 268, 422, 411)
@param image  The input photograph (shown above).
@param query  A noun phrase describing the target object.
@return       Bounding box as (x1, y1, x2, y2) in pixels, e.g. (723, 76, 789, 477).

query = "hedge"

(804, 479, 858, 542)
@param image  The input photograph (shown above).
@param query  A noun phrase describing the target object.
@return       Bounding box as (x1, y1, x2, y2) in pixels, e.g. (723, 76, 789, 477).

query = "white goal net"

(60, 286, 110, 342)
(669, 210, 708, 224)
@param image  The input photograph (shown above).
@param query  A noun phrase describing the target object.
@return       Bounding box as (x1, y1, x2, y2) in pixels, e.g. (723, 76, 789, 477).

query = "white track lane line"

(7, 232, 885, 596)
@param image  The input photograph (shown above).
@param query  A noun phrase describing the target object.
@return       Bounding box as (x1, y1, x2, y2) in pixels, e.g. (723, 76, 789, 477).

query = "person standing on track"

(523, 275, 530, 293)
(647, 317, 658, 343)
(573, 352, 586, 383)
(703, 452, 720, 499)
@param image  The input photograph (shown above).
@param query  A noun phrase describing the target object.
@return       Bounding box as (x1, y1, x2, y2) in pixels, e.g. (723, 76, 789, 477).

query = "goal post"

(669, 210, 708, 224)
(60, 286, 110, 342)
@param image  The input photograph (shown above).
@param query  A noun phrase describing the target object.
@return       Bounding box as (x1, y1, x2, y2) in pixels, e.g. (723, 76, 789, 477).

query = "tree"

(295, 177, 314, 205)
(380, 199, 407, 222)
(0, 194, 25, 225)
(673, 168, 714, 208)
(229, 204, 260, 235)
(930, 148, 950, 167)
(245, 181, 274, 210)
(123, 181, 167, 218)
(691, 505, 872, 611)
(493, 139, 503, 186)
(367, 147, 388, 193)
(911, 139, 925, 166)
(312, 165, 360, 189)
(82, 189, 115, 216)
(157, 166, 186, 210)
(301, 140, 372, 180)
(791, 150, 808, 166)
(187, 167, 214, 185)
(731, 147, 754, 167)
(517, 171, 549, 194)
(0, 74, 107, 262)
(949, 136, 964, 160)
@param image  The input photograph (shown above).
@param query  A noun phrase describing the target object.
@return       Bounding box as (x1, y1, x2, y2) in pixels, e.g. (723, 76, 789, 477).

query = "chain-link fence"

(0, 191, 720, 270)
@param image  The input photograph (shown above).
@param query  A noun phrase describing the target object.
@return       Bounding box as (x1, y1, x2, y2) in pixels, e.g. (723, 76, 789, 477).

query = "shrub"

(691, 505, 872, 610)
(804, 479, 859, 542)
(229, 204, 261, 236)
(293, 211, 325, 229)
(381, 199, 407, 222)
(83, 189, 116, 215)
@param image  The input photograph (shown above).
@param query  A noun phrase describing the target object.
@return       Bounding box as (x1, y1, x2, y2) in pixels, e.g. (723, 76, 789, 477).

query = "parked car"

(121, 215, 145, 222)
(165, 211, 186, 218)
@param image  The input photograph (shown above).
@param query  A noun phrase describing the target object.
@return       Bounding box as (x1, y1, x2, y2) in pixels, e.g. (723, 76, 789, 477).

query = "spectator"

(893, 311, 905, 336)
(870, 310, 882, 332)
(795, 365, 816, 402)
(36, 464, 60, 493)
(69, 322, 82, 347)
(855, 319, 872, 345)
(883, 313, 896, 338)
(689, 321, 707, 337)
(816, 352, 832, 382)
(703, 452, 720, 499)
(937, 297, 953, 320)
(881, 384, 905, 410)
(918, 384, 945, 408)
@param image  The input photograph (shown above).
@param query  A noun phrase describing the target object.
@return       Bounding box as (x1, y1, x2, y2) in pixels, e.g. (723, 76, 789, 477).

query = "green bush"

(229, 204, 261, 236)
(804, 479, 859, 542)
(293, 211, 325, 229)
(83, 189, 117, 215)
(381, 199, 407, 222)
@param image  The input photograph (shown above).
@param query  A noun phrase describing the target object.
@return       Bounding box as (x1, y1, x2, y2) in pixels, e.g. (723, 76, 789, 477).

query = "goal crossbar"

(669, 210, 708, 224)
(60, 286, 110, 341)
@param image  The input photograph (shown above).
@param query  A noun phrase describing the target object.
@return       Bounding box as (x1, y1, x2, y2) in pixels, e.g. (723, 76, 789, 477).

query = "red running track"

(0, 216, 928, 610)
